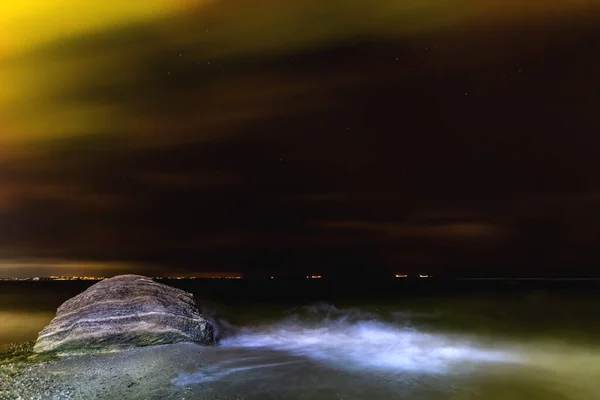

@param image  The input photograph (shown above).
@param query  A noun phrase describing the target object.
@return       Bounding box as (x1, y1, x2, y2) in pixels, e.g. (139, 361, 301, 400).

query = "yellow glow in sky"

(0, 0, 204, 149)
(0, 0, 186, 57)
(0, 0, 597, 151)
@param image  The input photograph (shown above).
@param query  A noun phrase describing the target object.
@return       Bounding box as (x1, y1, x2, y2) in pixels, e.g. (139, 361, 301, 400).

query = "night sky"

(2, 1, 600, 278)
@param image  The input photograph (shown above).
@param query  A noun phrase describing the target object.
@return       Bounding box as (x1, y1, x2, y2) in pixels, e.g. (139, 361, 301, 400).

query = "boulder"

(34, 274, 214, 353)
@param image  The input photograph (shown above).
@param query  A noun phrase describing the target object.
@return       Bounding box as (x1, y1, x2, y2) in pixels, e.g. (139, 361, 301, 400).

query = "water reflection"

(0, 311, 53, 345)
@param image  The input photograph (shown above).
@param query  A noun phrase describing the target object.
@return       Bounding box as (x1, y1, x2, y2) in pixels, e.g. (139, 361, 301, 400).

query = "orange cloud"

(0, 259, 143, 278)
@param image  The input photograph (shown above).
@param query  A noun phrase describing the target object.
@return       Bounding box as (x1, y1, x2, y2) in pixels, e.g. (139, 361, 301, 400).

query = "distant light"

(395, 274, 408, 278)
(307, 275, 322, 279)
(419, 275, 430, 278)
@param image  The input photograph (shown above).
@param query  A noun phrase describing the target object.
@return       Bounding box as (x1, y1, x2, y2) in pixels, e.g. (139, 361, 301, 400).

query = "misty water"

(2, 279, 600, 399)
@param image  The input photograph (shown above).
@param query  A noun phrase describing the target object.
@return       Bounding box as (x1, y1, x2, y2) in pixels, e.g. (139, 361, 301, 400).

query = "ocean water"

(2, 279, 600, 399)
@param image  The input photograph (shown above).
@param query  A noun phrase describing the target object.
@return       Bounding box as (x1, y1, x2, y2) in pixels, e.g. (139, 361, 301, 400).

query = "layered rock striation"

(34, 274, 214, 353)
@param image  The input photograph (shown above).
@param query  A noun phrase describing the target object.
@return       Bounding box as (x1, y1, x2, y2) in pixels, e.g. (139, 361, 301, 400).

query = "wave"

(219, 303, 521, 374)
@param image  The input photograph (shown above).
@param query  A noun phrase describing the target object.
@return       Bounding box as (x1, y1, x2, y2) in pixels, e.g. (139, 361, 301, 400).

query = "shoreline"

(3, 335, 600, 400)
(0, 342, 218, 400)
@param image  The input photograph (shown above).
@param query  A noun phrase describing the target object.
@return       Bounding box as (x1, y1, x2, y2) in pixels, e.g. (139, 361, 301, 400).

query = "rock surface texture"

(34, 274, 214, 353)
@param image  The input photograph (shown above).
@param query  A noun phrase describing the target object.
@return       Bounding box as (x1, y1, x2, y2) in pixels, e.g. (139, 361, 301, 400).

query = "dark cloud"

(2, 4, 600, 276)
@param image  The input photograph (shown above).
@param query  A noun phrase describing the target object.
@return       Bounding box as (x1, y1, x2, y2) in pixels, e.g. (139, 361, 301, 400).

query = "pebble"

(0, 363, 75, 400)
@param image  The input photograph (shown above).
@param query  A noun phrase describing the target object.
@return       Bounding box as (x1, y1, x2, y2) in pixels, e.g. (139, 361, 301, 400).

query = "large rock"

(34, 274, 214, 353)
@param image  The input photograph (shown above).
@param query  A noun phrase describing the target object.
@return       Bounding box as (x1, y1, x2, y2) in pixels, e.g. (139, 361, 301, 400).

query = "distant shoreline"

(2, 276, 600, 281)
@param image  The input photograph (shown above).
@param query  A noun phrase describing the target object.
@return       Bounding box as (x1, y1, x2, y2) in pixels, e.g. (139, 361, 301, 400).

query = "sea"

(2, 277, 600, 399)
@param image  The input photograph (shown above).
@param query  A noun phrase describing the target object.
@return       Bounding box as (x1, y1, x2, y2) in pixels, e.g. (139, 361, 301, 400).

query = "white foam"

(173, 361, 303, 385)
(219, 305, 521, 374)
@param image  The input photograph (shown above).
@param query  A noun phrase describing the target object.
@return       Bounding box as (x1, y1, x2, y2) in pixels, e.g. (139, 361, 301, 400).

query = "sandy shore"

(0, 342, 400, 400)
(1, 343, 234, 400)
